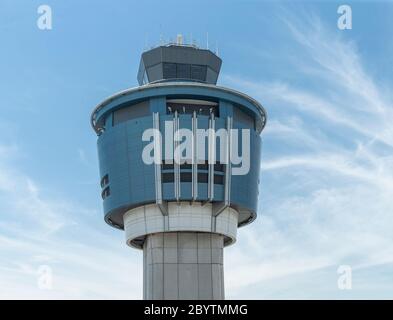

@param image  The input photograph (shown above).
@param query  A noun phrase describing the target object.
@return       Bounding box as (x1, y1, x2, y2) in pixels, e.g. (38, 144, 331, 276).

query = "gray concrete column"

(143, 232, 225, 300)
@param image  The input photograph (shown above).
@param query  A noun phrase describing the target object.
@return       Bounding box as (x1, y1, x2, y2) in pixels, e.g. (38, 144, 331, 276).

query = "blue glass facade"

(92, 82, 266, 229)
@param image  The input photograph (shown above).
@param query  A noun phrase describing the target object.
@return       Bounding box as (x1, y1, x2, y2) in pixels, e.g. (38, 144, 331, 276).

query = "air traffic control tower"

(91, 37, 266, 299)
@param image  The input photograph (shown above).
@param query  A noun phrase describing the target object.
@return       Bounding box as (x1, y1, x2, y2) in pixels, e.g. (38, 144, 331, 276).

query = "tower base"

(143, 232, 224, 300)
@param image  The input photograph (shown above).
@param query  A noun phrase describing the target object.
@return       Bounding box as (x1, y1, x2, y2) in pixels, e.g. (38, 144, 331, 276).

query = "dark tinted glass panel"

(163, 63, 177, 79)
(176, 64, 191, 79)
(198, 163, 209, 171)
(101, 186, 110, 199)
(100, 174, 109, 188)
(214, 175, 224, 185)
(180, 163, 192, 170)
(191, 65, 207, 81)
(198, 173, 208, 183)
(214, 163, 225, 172)
(194, 161, 224, 171)
(162, 173, 174, 183)
(162, 163, 174, 171)
(180, 172, 192, 182)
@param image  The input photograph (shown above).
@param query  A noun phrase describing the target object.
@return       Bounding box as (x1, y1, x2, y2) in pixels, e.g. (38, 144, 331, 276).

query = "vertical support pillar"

(153, 112, 168, 216)
(192, 111, 198, 201)
(208, 113, 215, 201)
(143, 232, 225, 300)
(174, 111, 181, 202)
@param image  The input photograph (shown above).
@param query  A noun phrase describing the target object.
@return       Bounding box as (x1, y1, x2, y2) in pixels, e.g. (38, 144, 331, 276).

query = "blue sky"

(0, 0, 393, 299)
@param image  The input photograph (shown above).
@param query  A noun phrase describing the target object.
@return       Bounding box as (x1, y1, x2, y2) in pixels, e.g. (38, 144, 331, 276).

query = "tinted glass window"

(163, 63, 177, 79)
(167, 103, 219, 117)
(214, 175, 224, 185)
(180, 163, 192, 170)
(100, 174, 109, 188)
(214, 164, 224, 172)
(198, 173, 208, 183)
(191, 65, 207, 81)
(176, 64, 191, 79)
(101, 186, 110, 199)
(180, 172, 192, 182)
(162, 173, 174, 183)
(162, 163, 174, 171)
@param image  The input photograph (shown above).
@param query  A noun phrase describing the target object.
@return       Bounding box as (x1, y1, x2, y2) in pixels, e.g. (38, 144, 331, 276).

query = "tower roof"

(137, 44, 222, 85)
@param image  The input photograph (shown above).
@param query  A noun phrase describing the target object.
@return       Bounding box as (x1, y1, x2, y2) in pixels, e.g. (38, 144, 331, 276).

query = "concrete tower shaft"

(91, 42, 266, 300)
(143, 232, 224, 300)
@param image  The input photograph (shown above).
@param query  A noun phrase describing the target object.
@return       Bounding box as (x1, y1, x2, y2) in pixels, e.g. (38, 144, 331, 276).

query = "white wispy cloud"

(223, 13, 393, 298)
(0, 142, 143, 299)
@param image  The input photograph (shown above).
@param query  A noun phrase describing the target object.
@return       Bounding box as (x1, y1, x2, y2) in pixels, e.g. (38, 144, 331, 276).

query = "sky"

(0, 0, 393, 299)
